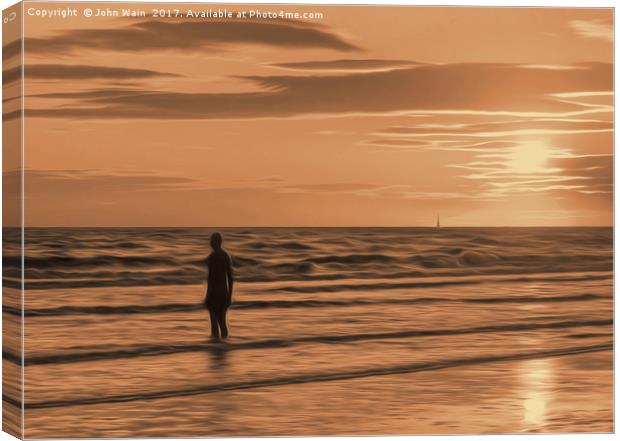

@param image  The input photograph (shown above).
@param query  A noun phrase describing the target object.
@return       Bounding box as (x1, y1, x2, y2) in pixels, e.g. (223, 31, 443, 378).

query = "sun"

(506, 141, 552, 174)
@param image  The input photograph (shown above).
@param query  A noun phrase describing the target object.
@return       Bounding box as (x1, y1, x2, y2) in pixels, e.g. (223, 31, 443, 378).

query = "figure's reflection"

(205, 342, 236, 432)
(210, 343, 230, 371)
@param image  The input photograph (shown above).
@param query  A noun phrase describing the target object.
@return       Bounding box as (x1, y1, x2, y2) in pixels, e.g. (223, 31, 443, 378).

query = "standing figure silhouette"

(204, 232, 234, 339)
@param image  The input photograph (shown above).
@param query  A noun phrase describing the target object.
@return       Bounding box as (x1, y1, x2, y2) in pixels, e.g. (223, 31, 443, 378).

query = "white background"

(0, 0, 616, 440)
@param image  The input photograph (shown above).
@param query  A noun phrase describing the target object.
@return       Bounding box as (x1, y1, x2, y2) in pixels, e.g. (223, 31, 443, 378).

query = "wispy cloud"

(2, 39, 21, 61)
(449, 145, 611, 201)
(13, 62, 612, 120)
(569, 19, 613, 42)
(23, 19, 360, 55)
(378, 119, 612, 137)
(364, 106, 612, 204)
(268, 59, 418, 72)
(4, 169, 199, 193)
(10, 168, 471, 203)
(3, 64, 181, 84)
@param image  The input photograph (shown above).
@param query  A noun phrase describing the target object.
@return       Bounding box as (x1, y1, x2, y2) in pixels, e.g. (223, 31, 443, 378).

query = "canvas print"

(1, 1, 614, 438)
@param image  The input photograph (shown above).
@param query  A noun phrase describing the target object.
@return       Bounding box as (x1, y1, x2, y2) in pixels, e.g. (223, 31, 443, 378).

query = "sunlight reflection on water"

(520, 358, 554, 429)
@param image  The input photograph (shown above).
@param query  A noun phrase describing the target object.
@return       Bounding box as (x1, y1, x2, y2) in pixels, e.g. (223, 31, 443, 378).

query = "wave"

(6, 342, 611, 410)
(3, 303, 204, 316)
(567, 332, 612, 339)
(267, 273, 611, 294)
(6, 318, 611, 366)
(303, 253, 399, 265)
(2, 268, 611, 291)
(457, 250, 501, 266)
(4, 227, 612, 289)
(4, 255, 180, 270)
(2, 293, 606, 318)
(246, 241, 316, 251)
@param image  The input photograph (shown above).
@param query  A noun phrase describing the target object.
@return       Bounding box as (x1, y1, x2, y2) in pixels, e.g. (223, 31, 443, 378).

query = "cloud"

(27, 88, 148, 100)
(3, 64, 181, 84)
(24, 19, 360, 55)
(544, 154, 612, 211)
(2, 68, 20, 85)
(279, 182, 471, 200)
(281, 183, 382, 193)
(570, 19, 613, 42)
(448, 143, 612, 201)
(17, 62, 613, 120)
(268, 59, 418, 72)
(11, 169, 469, 203)
(2, 110, 21, 121)
(254, 176, 288, 183)
(3, 169, 199, 193)
(549, 154, 612, 192)
(517, 64, 589, 71)
(362, 139, 435, 148)
(363, 106, 612, 205)
(377, 119, 612, 137)
(2, 39, 20, 61)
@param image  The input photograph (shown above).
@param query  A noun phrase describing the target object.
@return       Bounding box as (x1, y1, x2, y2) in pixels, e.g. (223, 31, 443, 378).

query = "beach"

(2, 227, 613, 436)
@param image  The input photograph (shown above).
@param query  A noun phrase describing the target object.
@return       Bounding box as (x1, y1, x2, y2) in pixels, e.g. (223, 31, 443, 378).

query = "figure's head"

(210, 232, 223, 250)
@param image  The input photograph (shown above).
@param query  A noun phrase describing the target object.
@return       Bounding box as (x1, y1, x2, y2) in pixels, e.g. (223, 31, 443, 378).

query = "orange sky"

(3, 3, 613, 226)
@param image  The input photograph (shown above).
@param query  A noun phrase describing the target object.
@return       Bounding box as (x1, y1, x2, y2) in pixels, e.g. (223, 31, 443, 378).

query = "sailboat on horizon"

(436, 215, 440, 228)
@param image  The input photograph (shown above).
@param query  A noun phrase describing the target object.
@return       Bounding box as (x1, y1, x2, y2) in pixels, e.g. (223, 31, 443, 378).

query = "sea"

(2, 227, 614, 437)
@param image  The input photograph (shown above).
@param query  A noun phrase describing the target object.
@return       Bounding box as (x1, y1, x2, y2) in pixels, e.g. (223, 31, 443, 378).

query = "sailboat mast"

(436, 215, 440, 228)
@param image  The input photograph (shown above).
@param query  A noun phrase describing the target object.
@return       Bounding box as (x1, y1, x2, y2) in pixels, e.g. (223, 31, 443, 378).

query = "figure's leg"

(209, 308, 220, 339)
(218, 307, 229, 338)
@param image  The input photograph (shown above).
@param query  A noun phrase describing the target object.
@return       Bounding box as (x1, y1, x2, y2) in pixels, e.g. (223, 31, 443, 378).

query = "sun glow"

(506, 141, 553, 174)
